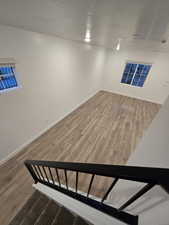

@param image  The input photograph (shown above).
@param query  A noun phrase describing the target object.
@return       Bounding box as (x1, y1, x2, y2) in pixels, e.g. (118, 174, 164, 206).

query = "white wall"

(128, 96, 169, 168)
(128, 95, 169, 225)
(109, 96, 169, 225)
(0, 25, 106, 161)
(102, 49, 169, 104)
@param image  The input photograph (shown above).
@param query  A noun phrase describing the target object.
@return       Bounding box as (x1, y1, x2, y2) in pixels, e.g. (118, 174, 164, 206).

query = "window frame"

(121, 61, 152, 87)
(0, 62, 20, 94)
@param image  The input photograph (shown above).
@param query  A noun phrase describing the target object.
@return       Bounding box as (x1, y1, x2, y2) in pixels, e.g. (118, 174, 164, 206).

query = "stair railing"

(25, 160, 169, 225)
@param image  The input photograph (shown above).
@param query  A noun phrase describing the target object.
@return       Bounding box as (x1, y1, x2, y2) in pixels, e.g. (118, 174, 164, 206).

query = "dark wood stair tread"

(8, 191, 93, 225)
(8, 191, 41, 225)
(75, 216, 92, 225)
(21, 192, 49, 225)
(52, 207, 75, 225)
(35, 200, 59, 225)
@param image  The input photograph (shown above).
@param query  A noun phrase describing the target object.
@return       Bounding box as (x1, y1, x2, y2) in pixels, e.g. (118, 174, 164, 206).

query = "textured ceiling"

(0, 0, 169, 52)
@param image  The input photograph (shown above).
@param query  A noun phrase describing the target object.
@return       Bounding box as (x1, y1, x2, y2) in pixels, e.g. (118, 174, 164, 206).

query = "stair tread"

(35, 200, 59, 225)
(75, 216, 92, 225)
(52, 207, 75, 225)
(8, 191, 93, 225)
(8, 191, 41, 225)
(21, 192, 49, 225)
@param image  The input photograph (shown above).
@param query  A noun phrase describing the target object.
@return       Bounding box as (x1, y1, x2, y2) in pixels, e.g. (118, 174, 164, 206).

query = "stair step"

(8, 191, 93, 225)
(8, 191, 41, 225)
(20, 192, 49, 225)
(35, 200, 59, 225)
(52, 207, 75, 225)
(74, 216, 92, 225)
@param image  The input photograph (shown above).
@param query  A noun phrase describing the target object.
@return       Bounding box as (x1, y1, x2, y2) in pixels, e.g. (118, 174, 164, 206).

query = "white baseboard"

(0, 91, 99, 166)
(101, 89, 162, 105)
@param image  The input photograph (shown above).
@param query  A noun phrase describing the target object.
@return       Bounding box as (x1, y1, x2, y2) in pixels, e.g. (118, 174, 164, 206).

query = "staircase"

(9, 191, 92, 225)
(23, 160, 169, 225)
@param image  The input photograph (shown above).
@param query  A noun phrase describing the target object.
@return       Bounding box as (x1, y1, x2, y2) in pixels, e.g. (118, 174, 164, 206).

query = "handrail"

(25, 160, 169, 186)
(25, 160, 169, 225)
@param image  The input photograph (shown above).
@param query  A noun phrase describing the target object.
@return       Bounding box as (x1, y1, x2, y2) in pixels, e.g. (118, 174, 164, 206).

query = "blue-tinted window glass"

(121, 63, 137, 84)
(121, 63, 151, 87)
(0, 65, 18, 91)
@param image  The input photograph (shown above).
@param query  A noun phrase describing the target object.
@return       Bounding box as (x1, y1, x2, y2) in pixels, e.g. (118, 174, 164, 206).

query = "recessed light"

(84, 29, 91, 43)
(84, 37, 91, 43)
(85, 30, 90, 39)
(116, 40, 121, 51)
(116, 42, 120, 50)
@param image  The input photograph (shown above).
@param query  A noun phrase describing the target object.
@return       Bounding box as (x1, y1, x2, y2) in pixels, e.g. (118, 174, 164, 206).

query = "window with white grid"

(0, 63, 19, 92)
(121, 62, 152, 87)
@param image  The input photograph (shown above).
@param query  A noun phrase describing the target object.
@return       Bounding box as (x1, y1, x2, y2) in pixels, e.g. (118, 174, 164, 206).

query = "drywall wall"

(108, 96, 169, 225)
(102, 49, 169, 104)
(127, 94, 169, 225)
(128, 95, 169, 168)
(0, 25, 106, 161)
(128, 94, 169, 225)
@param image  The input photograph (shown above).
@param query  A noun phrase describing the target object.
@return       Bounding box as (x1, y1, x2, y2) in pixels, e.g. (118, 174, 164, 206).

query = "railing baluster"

(48, 167, 55, 184)
(25, 164, 38, 183)
(161, 184, 169, 195)
(101, 178, 119, 203)
(42, 166, 49, 183)
(25, 160, 169, 225)
(76, 172, 78, 193)
(119, 183, 155, 211)
(87, 174, 95, 197)
(37, 166, 45, 180)
(64, 169, 68, 190)
(32, 165, 41, 180)
(55, 168, 61, 187)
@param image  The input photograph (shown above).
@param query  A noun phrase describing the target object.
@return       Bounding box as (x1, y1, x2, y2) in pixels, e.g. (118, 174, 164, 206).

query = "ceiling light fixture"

(85, 37, 91, 43)
(84, 29, 91, 43)
(116, 39, 121, 51)
(84, 12, 93, 43)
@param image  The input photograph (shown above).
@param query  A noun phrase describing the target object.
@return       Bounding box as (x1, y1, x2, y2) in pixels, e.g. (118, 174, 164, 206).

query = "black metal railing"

(25, 160, 169, 225)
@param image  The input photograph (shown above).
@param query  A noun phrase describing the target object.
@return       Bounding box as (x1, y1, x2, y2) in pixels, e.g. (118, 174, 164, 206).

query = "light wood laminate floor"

(0, 91, 160, 225)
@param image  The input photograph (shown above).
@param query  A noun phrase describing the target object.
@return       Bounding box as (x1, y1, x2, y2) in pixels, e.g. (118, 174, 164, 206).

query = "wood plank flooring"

(0, 91, 160, 225)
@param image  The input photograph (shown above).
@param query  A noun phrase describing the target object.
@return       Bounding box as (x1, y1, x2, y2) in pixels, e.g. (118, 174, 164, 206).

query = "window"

(121, 62, 152, 87)
(0, 63, 18, 92)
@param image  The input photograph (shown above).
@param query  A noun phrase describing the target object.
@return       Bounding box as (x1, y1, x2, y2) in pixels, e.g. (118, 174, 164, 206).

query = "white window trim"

(0, 63, 21, 94)
(122, 61, 152, 87)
